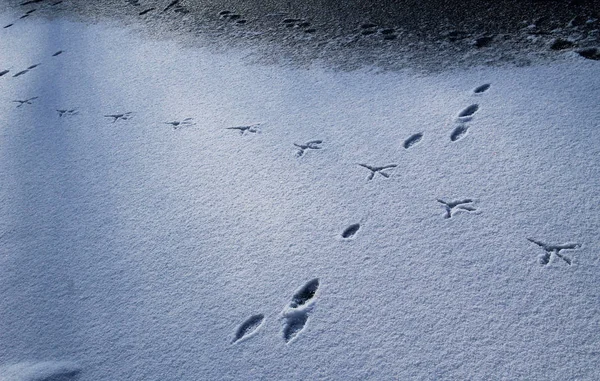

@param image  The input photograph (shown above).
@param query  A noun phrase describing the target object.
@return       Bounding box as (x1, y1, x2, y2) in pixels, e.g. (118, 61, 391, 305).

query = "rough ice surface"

(0, 13, 599, 381)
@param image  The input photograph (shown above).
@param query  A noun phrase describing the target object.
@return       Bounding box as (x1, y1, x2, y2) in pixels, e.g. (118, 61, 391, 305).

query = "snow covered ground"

(0, 10, 599, 381)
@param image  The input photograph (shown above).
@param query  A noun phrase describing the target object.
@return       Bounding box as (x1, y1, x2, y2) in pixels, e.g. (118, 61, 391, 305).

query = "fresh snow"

(0, 13, 599, 381)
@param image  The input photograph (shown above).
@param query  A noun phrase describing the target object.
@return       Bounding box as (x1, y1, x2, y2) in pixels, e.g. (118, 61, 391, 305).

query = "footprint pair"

(450, 83, 490, 141)
(232, 278, 320, 344)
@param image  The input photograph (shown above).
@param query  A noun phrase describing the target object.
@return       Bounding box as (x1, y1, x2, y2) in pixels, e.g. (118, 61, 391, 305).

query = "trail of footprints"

(0, 48, 64, 80)
(2, 43, 581, 266)
(3, 69, 579, 265)
(3, 15, 586, 357)
(232, 279, 320, 345)
(4, 0, 62, 28)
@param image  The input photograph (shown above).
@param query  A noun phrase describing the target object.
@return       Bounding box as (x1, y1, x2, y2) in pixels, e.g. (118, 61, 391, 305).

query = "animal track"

(282, 18, 313, 32)
(163, 0, 179, 12)
(165, 118, 195, 130)
(437, 199, 476, 218)
(159, 0, 188, 14)
(139, 8, 156, 15)
(403, 133, 423, 149)
(474, 84, 491, 94)
(289, 278, 319, 308)
(12, 64, 40, 77)
(294, 140, 323, 157)
(226, 123, 262, 135)
(450, 124, 469, 141)
(527, 238, 581, 265)
(282, 311, 309, 343)
(104, 112, 132, 123)
(341, 223, 360, 239)
(13, 97, 38, 108)
(232, 314, 264, 344)
(281, 279, 320, 343)
(57, 109, 78, 117)
(358, 163, 397, 180)
(458, 104, 479, 119)
(358, 23, 397, 39)
(380, 28, 398, 40)
(220, 11, 246, 23)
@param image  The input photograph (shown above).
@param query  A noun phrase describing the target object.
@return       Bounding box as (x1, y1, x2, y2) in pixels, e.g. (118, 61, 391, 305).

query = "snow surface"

(0, 12, 599, 381)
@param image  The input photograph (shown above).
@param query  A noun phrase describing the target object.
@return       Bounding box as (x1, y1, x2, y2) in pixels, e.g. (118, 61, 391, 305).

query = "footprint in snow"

(226, 123, 262, 135)
(232, 314, 265, 344)
(281, 278, 320, 343)
(12, 64, 40, 78)
(294, 140, 323, 157)
(358, 163, 397, 180)
(166, 118, 195, 130)
(219, 10, 247, 24)
(450, 124, 469, 142)
(57, 109, 78, 117)
(473, 84, 491, 94)
(104, 112, 132, 123)
(341, 223, 360, 239)
(13, 97, 38, 108)
(403, 133, 423, 149)
(139, 8, 156, 16)
(437, 198, 476, 218)
(282, 18, 314, 32)
(527, 238, 581, 266)
(457, 104, 479, 121)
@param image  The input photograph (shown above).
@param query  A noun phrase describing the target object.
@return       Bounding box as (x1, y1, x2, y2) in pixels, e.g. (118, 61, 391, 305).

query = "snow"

(0, 361, 80, 381)
(0, 12, 599, 381)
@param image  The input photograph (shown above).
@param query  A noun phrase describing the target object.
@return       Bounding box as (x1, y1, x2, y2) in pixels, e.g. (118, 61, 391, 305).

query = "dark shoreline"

(2, 0, 599, 71)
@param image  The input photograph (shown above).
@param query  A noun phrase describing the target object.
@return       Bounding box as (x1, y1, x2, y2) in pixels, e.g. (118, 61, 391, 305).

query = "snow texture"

(0, 12, 599, 381)
(0, 361, 80, 381)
